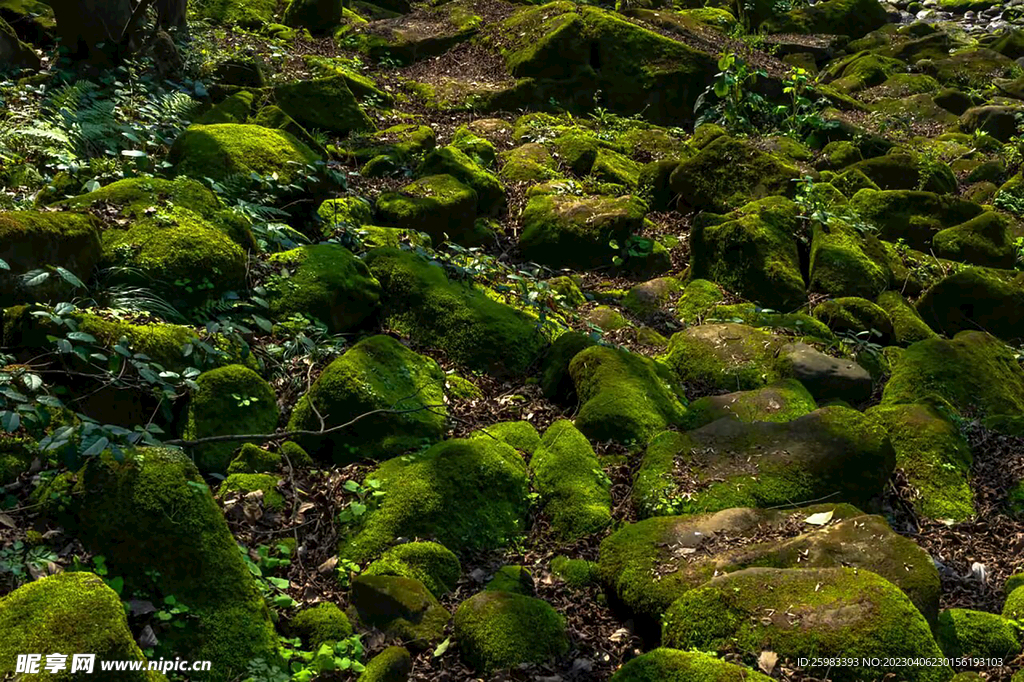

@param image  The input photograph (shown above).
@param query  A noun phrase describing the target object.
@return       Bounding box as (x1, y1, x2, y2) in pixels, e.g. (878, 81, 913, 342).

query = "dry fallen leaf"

(758, 650, 779, 675)
(804, 510, 834, 526)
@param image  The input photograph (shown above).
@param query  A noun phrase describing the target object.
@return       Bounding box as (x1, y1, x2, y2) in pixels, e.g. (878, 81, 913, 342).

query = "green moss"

(936, 608, 1020, 659)
(882, 330, 1024, 419)
(876, 291, 938, 345)
(363, 542, 461, 598)
(610, 648, 771, 682)
(689, 196, 806, 309)
(287, 334, 445, 463)
(59, 176, 223, 220)
(358, 646, 412, 682)
(365, 247, 550, 377)
(251, 104, 323, 153)
(569, 344, 687, 446)
(662, 567, 949, 682)
(0, 434, 35, 485)
(282, 0, 341, 31)
(340, 437, 529, 561)
(548, 275, 586, 307)
(709, 303, 834, 340)
(485, 565, 533, 595)
(591, 148, 642, 188)
(812, 296, 893, 341)
(587, 305, 628, 331)
(280, 440, 314, 467)
(550, 556, 598, 589)
(1007, 573, 1024, 596)
(519, 193, 647, 270)
(181, 365, 278, 474)
(55, 448, 277, 680)
(661, 323, 783, 392)
(376, 174, 485, 246)
(472, 420, 542, 455)
(451, 125, 497, 167)
(1004, 585, 1024, 620)
(808, 220, 890, 299)
(676, 279, 725, 324)
(317, 196, 374, 230)
(530, 420, 611, 540)
(227, 443, 282, 475)
(418, 146, 505, 215)
(670, 135, 801, 212)
(218, 473, 285, 509)
(350, 575, 449, 648)
(169, 124, 321, 183)
(622, 277, 681, 318)
(498, 143, 563, 183)
(0, 572, 159, 681)
(917, 266, 1024, 343)
(634, 407, 894, 518)
(850, 189, 984, 251)
(288, 602, 352, 650)
(191, 0, 278, 28)
(273, 76, 372, 135)
(0, 210, 102, 305)
(453, 591, 569, 674)
(197, 90, 254, 124)
(445, 373, 483, 400)
(540, 331, 597, 402)
(867, 404, 974, 522)
(683, 379, 817, 430)
(265, 244, 381, 333)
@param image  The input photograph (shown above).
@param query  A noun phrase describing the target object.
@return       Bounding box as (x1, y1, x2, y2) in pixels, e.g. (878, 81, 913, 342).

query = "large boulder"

(633, 406, 895, 517)
(849, 190, 985, 251)
(661, 567, 951, 682)
(775, 342, 874, 404)
(610, 648, 770, 682)
(363, 542, 461, 598)
(529, 420, 612, 540)
(265, 244, 381, 333)
(0, 572, 159, 680)
(682, 378, 818, 430)
(917, 266, 1024, 343)
(365, 247, 550, 377)
(50, 448, 278, 680)
(569, 344, 688, 446)
(376, 174, 485, 247)
(519, 194, 647, 270)
(689, 197, 806, 310)
(169, 124, 321, 183)
(763, 0, 887, 38)
(660, 323, 786, 392)
(418, 146, 505, 215)
(453, 591, 569, 674)
(670, 135, 801, 212)
(599, 505, 939, 626)
(339, 436, 530, 561)
(287, 335, 446, 463)
(181, 365, 279, 474)
(350, 575, 449, 649)
(273, 76, 373, 136)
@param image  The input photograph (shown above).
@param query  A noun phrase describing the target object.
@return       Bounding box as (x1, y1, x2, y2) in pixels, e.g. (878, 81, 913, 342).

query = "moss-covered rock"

(282, 0, 342, 32)
(376, 174, 484, 246)
(867, 404, 974, 522)
(265, 244, 381, 333)
(609, 648, 771, 682)
(288, 602, 353, 649)
(363, 542, 461, 598)
(634, 406, 894, 517)
(763, 0, 887, 37)
(670, 135, 802, 212)
(936, 608, 1020, 660)
(0, 210, 102, 306)
(418, 146, 505, 215)
(689, 197, 806, 309)
(485, 565, 534, 595)
(850, 189, 985, 251)
(0, 571, 160, 681)
(519, 193, 647, 270)
(775, 342, 873, 404)
(709, 303, 834, 340)
(287, 334, 446, 463)
(53, 448, 277, 680)
(169, 124, 321, 183)
(471, 420, 542, 455)
(453, 591, 569, 674)
(881, 330, 1024, 420)
(191, 0, 277, 28)
(530, 420, 611, 540)
(569, 344, 687, 446)
(876, 290, 938, 346)
(540, 331, 597, 402)
(550, 555, 598, 589)
(196, 90, 254, 124)
(682, 378, 817, 430)
(350, 575, 449, 649)
(917, 267, 1024, 343)
(676, 278, 726, 324)
(807, 221, 890, 299)
(812, 296, 893, 342)
(1004, 584, 1024, 620)
(0, 434, 35, 485)
(661, 567, 950, 682)
(339, 437, 529, 561)
(933, 211, 1015, 269)
(846, 154, 957, 194)
(217, 472, 285, 509)
(452, 125, 497, 167)
(621, 277, 681, 318)
(273, 76, 373, 135)
(660, 323, 784, 392)
(181, 365, 278, 474)
(498, 143, 562, 183)
(226, 442, 282, 475)
(365, 247, 549, 377)
(358, 646, 412, 682)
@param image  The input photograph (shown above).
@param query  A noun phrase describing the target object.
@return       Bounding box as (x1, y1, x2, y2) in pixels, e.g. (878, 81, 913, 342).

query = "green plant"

(609, 235, 655, 267)
(0, 541, 58, 590)
(694, 53, 768, 134)
(337, 478, 384, 526)
(239, 543, 298, 612)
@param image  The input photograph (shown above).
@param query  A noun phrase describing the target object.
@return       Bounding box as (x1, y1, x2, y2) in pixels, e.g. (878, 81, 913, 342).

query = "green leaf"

(121, 149, 148, 157)
(433, 637, 451, 657)
(82, 436, 109, 457)
(22, 270, 50, 287)
(55, 267, 86, 289)
(0, 411, 20, 432)
(66, 332, 96, 343)
(0, 258, 8, 271)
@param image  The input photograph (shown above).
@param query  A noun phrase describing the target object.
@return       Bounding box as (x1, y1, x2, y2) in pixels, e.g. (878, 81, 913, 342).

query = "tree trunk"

(49, 0, 134, 66)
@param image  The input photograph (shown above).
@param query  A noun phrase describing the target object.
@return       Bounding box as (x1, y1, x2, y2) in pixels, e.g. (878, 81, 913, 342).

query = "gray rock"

(776, 342, 873, 404)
